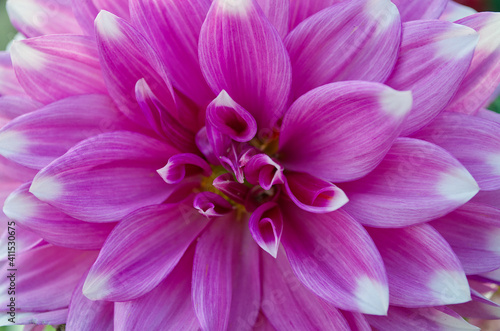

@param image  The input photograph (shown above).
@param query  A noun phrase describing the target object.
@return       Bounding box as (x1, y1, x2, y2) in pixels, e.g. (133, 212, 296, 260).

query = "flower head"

(2, 0, 500, 329)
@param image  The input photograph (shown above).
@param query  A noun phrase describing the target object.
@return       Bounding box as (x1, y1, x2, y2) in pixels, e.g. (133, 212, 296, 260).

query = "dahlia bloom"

(1, 0, 500, 329)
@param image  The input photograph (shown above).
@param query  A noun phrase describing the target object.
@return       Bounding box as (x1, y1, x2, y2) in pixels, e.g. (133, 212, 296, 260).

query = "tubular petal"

(279, 81, 412, 182)
(367, 224, 470, 307)
(342, 138, 479, 227)
(199, 0, 292, 130)
(83, 202, 208, 301)
(157, 153, 212, 185)
(280, 200, 389, 315)
(447, 12, 500, 114)
(193, 191, 234, 218)
(212, 173, 250, 204)
(248, 202, 283, 258)
(285, 0, 401, 98)
(412, 112, 500, 191)
(261, 249, 350, 330)
(244, 154, 284, 190)
(432, 202, 500, 274)
(30, 131, 179, 223)
(386, 21, 478, 136)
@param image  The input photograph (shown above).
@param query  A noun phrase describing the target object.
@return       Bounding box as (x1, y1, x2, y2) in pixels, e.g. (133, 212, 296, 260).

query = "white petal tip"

(0, 130, 28, 157)
(428, 270, 471, 305)
(82, 273, 110, 301)
(435, 25, 479, 60)
(10, 41, 46, 71)
(380, 88, 413, 118)
(437, 168, 479, 203)
(354, 276, 389, 315)
(2, 192, 35, 222)
(29, 175, 62, 202)
(217, 0, 252, 13)
(95, 10, 122, 38)
(214, 90, 237, 107)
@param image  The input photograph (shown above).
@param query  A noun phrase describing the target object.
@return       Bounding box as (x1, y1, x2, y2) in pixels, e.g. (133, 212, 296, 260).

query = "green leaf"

(488, 94, 500, 114)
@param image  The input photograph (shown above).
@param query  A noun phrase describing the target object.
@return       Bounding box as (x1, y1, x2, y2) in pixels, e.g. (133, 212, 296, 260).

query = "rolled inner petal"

(284, 171, 348, 213)
(193, 191, 234, 218)
(244, 154, 284, 190)
(157, 153, 212, 185)
(212, 173, 249, 204)
(206, 90, 257, 142)
(248, 202, 283, 258)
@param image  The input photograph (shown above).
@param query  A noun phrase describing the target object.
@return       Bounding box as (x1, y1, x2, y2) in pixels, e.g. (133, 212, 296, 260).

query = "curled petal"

(248, 202, 283, 258)
(193, 191, 233, 218)
(10, 35, 107, 104)
(386, 21, 478, 135)
(244, 154, 284, 190)
(285, 0, 401, 97)
(342, 138, 479, 227)
(447, 12, 500, 114)
(157, 153, 212, 185)
(284, 172, 348, 213)
(213, 173, 250, 204)
(279, 81, 412, 182)
(206, 90, 257, 142)
(199, 0, 292, 129)
(244, 185, 280, 213)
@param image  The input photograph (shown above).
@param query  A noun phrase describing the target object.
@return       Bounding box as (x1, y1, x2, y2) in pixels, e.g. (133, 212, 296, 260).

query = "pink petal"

(342, 138, 479, 227)
(29, 131, 179, 223)
(0, 95, 137, 170)
(367, 224, 470, 306)
(193, 191, 233, 218)
(71, 0, 99, 36)
(432, 202, 500, 274)
(366, 306, 479, 330)
(83, 202, 208, 301)
(412, 112, 500, 191)
(67, 273, 114, 331)
(6, 309, 68, 326)
(212, 173, 250, 204)
(199, 0, 292, 130)
(280, 200, 389, 315)
(114, 247, 200, 330)
(279, 81, 412, 182)
(261, 248, 350, 330)
(391, 0, 448, 21)
(283, 171, 348, 213)
(94, 10, 176, 129)
(340, 311, 371, 331)
(0, 156, 37, 182)
(288, 0, 337, 30)
(193, 214, 260, 331)
(447, 13, 500, 115)
(0, 51, 25, 96)
(244, 154, 284, 190)
(450, 289, 500, 320)
(255, 0, 289, 38)
(248, 202, 283, 258)
(4, 183, 116, 250)
(0, 96, 41, 126)
(206, 90, 257, 143)
(10, 35, 107, 104)
(386, 21, 478, 136)
(0, 245, 97, 311)
(440, 1, 477, 22)
(6, 0, 82, 37)
(157, 153, 212, 185)
(285, 0, 401, 98)
(0, 222, 42, 261)
(130, 0, 214, 108)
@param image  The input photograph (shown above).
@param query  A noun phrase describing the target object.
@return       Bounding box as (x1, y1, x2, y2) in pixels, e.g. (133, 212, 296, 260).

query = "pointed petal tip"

(435, 25, 479, 60)
(29, 175, 63, 202)
(438, 167, 479, 203)
(10, 40, 46, 71)
(355, 276, 389, 316)
(2, 189, 34, 222)
(94, 10, 122, 38)
(428, 270, 471, 305)
(0, 130, 28, 158)
(380, 88, 413, 118)
(82, 272, 110, 301)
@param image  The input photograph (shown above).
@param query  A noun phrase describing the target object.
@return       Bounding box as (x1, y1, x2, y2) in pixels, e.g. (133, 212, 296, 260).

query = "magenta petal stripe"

(67, 273, 114, 331)
(6, 0, 82, 37)
(10, 35, 107, 105)
(280, 200, 389, 315)
(199, 0, 292, 130)
(432, 202, 500, 275)
(367, 224, 470, 307)
(342, 138, 479, 227)
(255, 0, 290, 38)
(83, 202, 208, 301)
(114, 247, 200, 331)
(0, 96, 41, 125)
(386, 20, 478, 136)
(262, 249, 350, 330)
(29, 131, 179, 223)
(288, 0, 337, 30)
(0, 95, 136, 170)
(3, 183, 116, 250)
(279, 81, 412, 182)
(447, 12, 500, 115)
(94, 10, 177, 129)
(391, 0, 448, 21)
(285, 0, 401, 98)
(413, 112, 500, 191)
(130, 0, 214, 108)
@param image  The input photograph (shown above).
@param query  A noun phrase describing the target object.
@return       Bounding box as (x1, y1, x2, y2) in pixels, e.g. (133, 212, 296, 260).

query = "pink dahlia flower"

(1, 0, 500, 329)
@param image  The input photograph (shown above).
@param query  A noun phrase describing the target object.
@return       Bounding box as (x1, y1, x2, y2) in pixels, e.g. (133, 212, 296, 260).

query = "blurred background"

(0, 0, 16, 49)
